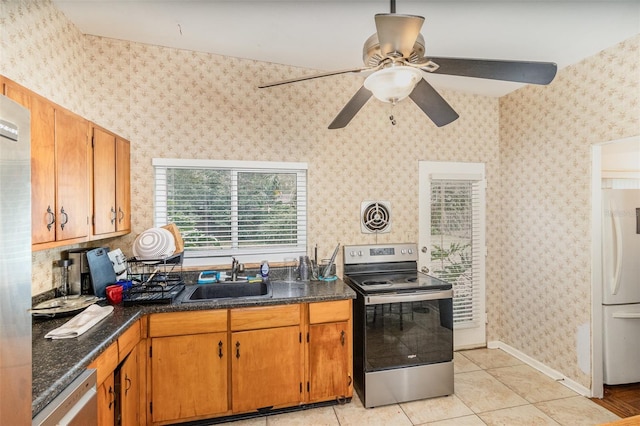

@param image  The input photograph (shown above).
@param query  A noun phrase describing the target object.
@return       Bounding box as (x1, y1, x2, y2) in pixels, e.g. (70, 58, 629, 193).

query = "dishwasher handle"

(365, 289, 452, 305)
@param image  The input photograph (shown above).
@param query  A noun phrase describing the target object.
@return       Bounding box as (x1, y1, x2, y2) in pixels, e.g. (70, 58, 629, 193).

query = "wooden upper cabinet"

(92, 126, 117, 235)
(3, 82, 57, 245)
(92, 125, 131, 237)
(115, 136, 131, 232)
(54, 108, 90, 241)
(3, 76, 132, 249)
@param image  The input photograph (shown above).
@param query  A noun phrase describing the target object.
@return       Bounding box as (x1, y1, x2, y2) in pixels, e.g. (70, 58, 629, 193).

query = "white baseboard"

(487, 340, 592, 397)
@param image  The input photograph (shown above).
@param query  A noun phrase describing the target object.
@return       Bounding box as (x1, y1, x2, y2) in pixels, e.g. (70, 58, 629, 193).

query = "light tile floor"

(213, 348, 621, 426)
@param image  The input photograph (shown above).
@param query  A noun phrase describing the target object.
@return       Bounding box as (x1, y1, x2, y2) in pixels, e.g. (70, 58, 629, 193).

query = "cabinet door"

(308, 322, 351, 402)
(151, 332, 228, 423)
(120, 349, 139, 426)
(115, 137, 130, 232)
(96, 373, 116, 426)
(92, 127, 116, 235)
(4, 84, 56, 244)
(231, 326, 302, 413)
(54, 108, 89, 241)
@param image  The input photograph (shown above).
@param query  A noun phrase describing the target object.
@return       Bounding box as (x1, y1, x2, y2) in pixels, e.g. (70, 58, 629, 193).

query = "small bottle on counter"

(260, 260, 269, 278)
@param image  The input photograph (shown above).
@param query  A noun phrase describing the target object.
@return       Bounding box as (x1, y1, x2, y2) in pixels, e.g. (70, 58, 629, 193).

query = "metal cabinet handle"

(340, 330, 346, 346)
(46, 206, 55, 231)
(124, 374, 132, 395)
(235, 341, 240, 359)
(110, 207, 116, 224)
(108, 385, 115, 409)
(347, 375, 352, 386)
(59, 207, 69, 230)
(421, 246, 428, 253)
(218, 340, 224, 358)
(118, 207, 125, 223)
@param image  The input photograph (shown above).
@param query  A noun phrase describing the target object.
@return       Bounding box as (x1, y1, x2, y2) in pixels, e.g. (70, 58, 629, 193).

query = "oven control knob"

(421, 266, 430, 273)
(401, 249, 406, 254)
(357, 250, 363, 256)
(349, 251, 355, 257)
(408, 249, 413, 254)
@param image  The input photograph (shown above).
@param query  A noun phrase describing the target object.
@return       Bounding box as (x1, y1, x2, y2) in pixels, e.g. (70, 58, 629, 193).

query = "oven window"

(364, 299, 453, 371)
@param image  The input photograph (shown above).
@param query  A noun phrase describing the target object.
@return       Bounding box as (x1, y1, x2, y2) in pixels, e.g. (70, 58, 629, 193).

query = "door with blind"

(418, 161, 486, 349)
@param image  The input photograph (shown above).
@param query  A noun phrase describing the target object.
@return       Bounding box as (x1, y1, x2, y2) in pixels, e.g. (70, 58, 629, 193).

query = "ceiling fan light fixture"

(364, 66, 422, 104)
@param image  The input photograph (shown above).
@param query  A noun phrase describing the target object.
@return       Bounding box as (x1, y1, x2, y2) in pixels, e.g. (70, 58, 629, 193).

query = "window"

(430, 178, 484, 327)
(419, 161, 486, 349)
(153, 159, 307, 266)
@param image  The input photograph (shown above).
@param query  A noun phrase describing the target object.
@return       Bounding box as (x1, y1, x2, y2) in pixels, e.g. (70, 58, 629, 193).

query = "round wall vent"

(361, 201, 391, 234)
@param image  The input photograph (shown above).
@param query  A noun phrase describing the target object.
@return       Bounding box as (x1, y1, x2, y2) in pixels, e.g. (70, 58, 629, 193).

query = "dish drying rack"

(124, 253, 185, 306)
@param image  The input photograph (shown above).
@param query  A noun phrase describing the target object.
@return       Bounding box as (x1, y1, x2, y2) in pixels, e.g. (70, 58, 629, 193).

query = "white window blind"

(430, 178, 485, 328)
(153, 159, 307, 266)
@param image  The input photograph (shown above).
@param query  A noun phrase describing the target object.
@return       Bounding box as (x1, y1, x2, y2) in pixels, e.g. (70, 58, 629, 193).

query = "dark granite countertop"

(31, 279, 355, 417)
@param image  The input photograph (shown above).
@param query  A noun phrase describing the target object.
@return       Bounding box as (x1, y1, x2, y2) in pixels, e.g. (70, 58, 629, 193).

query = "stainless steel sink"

(182, 281, 272, 302)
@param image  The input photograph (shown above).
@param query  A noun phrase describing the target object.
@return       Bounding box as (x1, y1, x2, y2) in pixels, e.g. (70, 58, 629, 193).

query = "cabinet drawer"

(117, 319, 140, 360)
(88, 341, 118, 385)
(231, 304, 300, 331)
(309, 300, 351, 324)
(149, 310, 228, 337)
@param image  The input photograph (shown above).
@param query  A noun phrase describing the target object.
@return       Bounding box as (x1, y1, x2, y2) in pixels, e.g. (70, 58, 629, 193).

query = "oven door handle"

(365, 289, 452, 305)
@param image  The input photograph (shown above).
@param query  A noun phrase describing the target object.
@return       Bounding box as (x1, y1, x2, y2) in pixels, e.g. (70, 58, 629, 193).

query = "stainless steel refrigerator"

(0, 94, 32, 423)
(602, 187, 640, 385)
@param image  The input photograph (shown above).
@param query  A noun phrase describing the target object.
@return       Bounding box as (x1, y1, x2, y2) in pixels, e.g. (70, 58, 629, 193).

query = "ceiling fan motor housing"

(361, 201, 392, 234)
(363, 33, 426, 67)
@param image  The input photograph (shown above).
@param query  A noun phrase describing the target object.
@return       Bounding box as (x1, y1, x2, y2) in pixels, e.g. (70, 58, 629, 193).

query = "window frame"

(153, 158, 308, 267)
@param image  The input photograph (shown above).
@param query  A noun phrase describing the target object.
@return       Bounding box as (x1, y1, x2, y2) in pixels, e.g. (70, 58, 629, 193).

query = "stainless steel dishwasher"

(32, 369, 97, 426)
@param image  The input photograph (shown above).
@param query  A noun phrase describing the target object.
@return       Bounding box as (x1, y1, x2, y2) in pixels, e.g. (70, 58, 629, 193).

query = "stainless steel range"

(343, 243, 454, 408)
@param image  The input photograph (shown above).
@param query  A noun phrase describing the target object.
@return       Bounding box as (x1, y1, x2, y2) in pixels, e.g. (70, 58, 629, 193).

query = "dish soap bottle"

(260, 260, 269, 278)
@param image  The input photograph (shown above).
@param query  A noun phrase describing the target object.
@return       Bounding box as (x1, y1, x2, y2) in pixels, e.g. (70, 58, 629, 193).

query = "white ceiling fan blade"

(259, 66, 375, 88)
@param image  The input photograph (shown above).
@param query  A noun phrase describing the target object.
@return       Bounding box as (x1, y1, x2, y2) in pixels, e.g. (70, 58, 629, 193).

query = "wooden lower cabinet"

(144, 300, 351, 424)
(96, 372, 116, 425)
(231, 325, 303, 413)
(150, 332, 229, 423)
(89, 319, 143, 426)
(118, 348, 139, 425)
(89, 342, 118, 426)
(307, 300, 353, 403)
(308, 321, 351, 402)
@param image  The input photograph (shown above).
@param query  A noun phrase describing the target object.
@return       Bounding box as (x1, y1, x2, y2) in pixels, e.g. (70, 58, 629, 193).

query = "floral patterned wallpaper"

(499, 34, 640, 389)
(1, 0, 638, 390)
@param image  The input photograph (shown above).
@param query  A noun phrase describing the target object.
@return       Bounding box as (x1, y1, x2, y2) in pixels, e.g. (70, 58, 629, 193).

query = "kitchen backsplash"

(2, 0, 639, 391)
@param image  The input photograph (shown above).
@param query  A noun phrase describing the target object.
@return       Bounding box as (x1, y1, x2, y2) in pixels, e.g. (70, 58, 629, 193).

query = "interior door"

(418, 161, 487, 350)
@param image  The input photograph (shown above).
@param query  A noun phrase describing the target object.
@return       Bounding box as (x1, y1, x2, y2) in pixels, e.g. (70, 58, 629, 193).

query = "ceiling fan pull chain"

(388, 104, 397, 126)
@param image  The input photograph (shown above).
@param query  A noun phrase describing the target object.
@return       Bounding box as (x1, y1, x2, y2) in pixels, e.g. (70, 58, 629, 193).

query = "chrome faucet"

(231, 257, 244, 281)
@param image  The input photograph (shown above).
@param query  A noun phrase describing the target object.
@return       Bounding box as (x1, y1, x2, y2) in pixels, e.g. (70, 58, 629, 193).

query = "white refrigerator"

(602, 188, 640, 385)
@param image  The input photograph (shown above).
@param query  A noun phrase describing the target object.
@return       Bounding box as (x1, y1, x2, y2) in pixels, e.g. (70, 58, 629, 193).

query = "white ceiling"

(53, 0, 640, 97)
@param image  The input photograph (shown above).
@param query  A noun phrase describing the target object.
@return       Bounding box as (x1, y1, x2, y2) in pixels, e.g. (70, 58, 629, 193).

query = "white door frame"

(591, 143, 604, 399)
(591, 135, 640, 398)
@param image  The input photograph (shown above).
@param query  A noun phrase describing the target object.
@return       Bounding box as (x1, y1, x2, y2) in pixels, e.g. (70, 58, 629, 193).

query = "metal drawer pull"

(110, 207, 116, 224)
(218, 340, 224, 358)
(118, 207, 125, 223)
(340, 330, 346, 346)
(235, 341, 240, 359)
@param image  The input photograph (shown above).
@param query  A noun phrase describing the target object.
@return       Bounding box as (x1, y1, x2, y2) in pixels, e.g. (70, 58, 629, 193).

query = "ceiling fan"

(259, 0, 557, 129)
